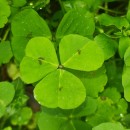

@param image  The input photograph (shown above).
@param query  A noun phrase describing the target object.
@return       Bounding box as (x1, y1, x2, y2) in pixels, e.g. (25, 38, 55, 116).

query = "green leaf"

(0, 41, 13, 65)
(97, 13, 129, 29)
(34, 69, 86, 109)
(92, 122, 125, 130)
(101, 87, 121, 103)
(38, 109, 67, 130)
(126, 10, 130, 23)
(119, 37, 130, 58)
(56, 9, 95, 39)
(3, 126, 12, 130)
(0, 100, 6, 118)
(105, 60, 124, 92)
(72, 97, 98, 117)
(20, 37, 58, 83)
(69, 66, 107, 97)
(10, 0, 26, 7)
(11, 9, 51, 62)
(11, 107, 32, 125)
(0, 0, 10, 28)
(122, 66, 130, 101)
(60, 34, 104, 71)
(87, 98, 115, 126)
(0, 82, 15, 106)
(94, 34, 117, 60)
(124, 46, 130, 66)
(73, 120, 92, 130)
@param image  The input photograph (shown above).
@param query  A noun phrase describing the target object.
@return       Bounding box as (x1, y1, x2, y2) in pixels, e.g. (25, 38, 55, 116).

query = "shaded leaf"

(0, 0, 10, 28)
(0, 41, 13, 65)
(56, 9, 95, 39)
(94, 34, 118, 60)
(97, 13, 129, 29)
(0, 82, 15, 106)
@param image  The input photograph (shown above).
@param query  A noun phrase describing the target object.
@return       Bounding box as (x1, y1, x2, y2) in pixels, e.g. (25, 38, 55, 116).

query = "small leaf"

(124, 46, 130, 66)
(97, 13, 129, 29)
(122, 66, 130, 101)
(20, 37, 58, 83)
(0, 41, 13, 65)
(34, 69, 86, 109)
(56, 9, 95, 39)
(38, 109, 67, 130)
(0, 0, 10, 28)
(11, 107, 32, 125)
(94, 34, 117, 60)
(0, 82, 15, 106)
(92, 122, 125, 130)
(101, 87, 121, 103)
(72, 97, 98, 117)
(60, 34, 104, 71)
(0, 100, 6, 118)
(119, 37, 130, 58)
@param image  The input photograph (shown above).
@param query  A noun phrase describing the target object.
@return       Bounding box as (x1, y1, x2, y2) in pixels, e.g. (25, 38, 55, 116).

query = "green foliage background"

(0, 0, 130, 130)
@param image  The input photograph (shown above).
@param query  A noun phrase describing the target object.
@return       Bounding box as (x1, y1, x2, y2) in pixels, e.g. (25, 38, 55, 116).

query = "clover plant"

(1, 0, 130, 130)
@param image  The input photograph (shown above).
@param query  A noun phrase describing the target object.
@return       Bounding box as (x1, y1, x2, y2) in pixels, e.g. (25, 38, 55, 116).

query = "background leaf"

(11, 9, 51, 62)
(0, 0, 10, 28)
(97, 13, 129, 29)
(119, 37, 130, 58)
(0, 82, 15, 106)
(92, 122, 125, 130)
(56, 9, 95, 39)
(0, 41, 13, 65)
(94, 34, 118, 60)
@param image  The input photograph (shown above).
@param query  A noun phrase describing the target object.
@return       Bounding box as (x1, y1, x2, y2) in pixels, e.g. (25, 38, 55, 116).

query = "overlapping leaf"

(94, 34, 118, 60)
(56, 9, 95, 39)
(11, 9, 51, 62)
(0, 41, 13, 66)
(0, 0, 10, 28)
(0, 82, 15, 106)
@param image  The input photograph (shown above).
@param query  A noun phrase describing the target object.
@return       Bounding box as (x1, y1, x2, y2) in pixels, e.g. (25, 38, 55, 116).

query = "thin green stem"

(2, 27, 10, 41)
(98, 6, 123, 14)
(58, 0, 65, 14)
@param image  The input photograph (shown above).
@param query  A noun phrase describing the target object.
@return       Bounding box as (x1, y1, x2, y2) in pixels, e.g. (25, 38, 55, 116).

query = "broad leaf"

(11, 9, 51, 62)
(56, 9, 95, 39)
(34, 69, 86, 109)
(0, 0, 10, 28)
(119, 37, 130, 58)
(0, 41, 13, 65)
(72, 97, 98, 117)
(0, 82, 15, 106)
(0, 100, 6, 118)
(97, 13, 129, 29)
(87, 98, 115, 126)
(69, 66, 107, 97)
(92, 122, 125, 130)
(101, 87, 121, 103)
(20, 37, 58, 83)
(11, 107, 32, 125)
(124, 46, 130, 66)
(94, 34, 117, 60)
(122, 66, 130, 101)
(60, 34, 104, 71)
